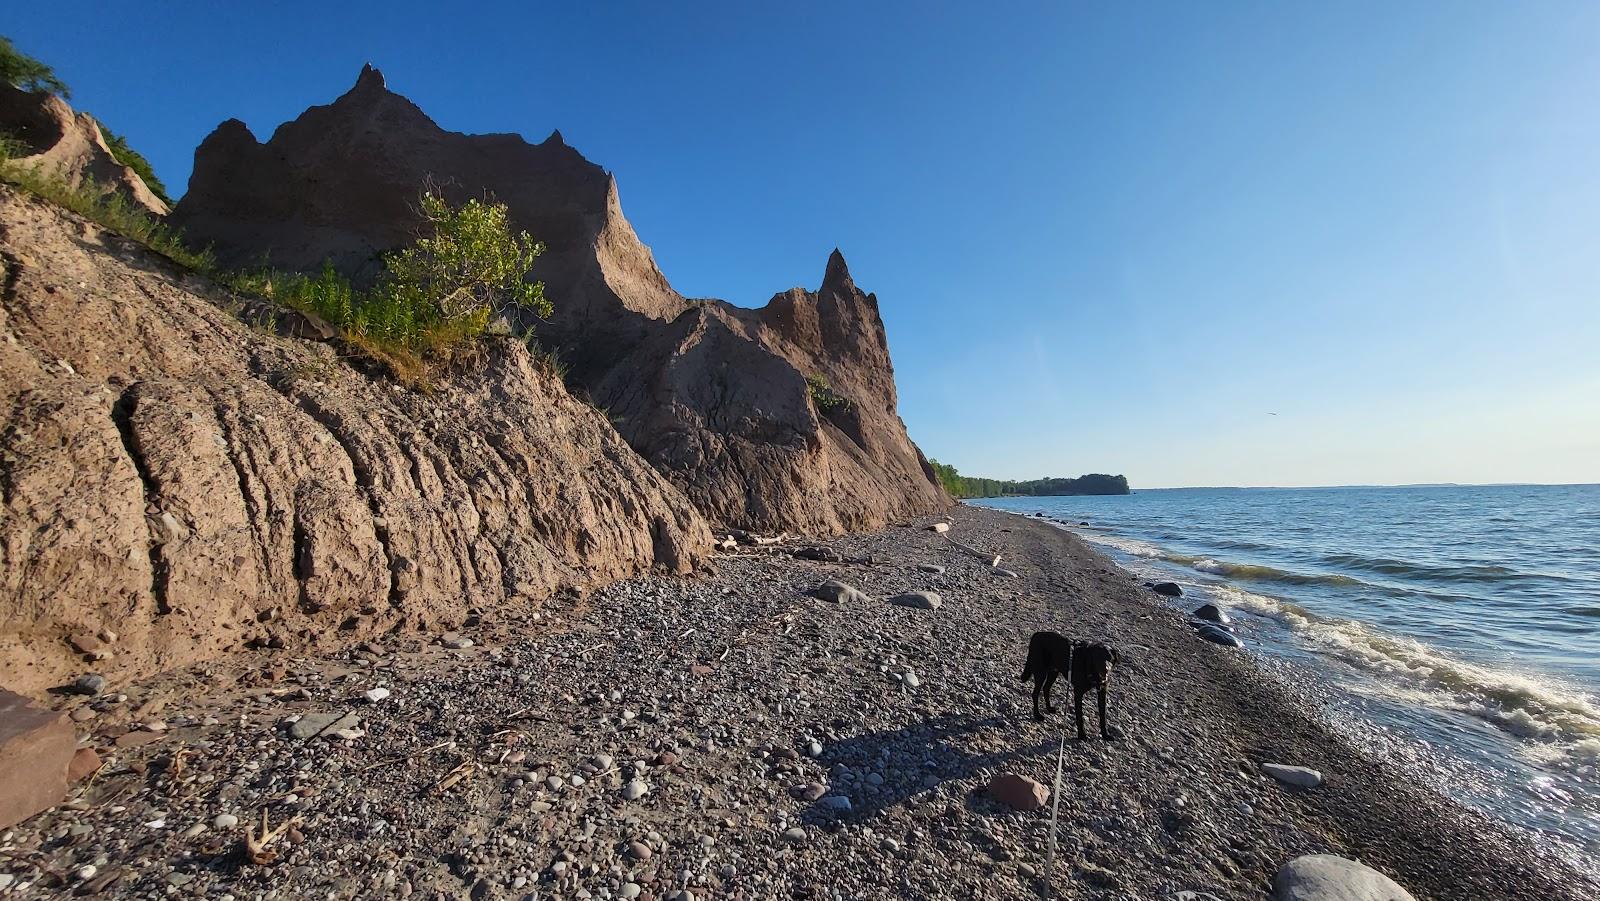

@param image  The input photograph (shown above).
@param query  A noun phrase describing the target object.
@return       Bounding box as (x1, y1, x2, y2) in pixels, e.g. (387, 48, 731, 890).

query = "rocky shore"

(2, 508, 1592, 899)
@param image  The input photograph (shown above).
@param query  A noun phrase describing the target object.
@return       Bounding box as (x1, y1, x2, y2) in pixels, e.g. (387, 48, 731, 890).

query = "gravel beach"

(3, 507, 1593, 900)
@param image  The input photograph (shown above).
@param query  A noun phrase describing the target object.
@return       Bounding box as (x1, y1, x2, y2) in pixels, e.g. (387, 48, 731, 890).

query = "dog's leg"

(1074, 687, 1088, 740)
(1098, 684, 1111, 739)
(1031, 676, 1044, 721)
(1042, 671, 1058, 714)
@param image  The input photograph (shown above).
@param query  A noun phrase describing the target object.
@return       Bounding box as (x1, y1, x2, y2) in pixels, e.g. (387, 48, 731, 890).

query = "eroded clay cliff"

(0, 187, 710, 693)
(0, 84, 169, 216)
(172, 66, 950, 533)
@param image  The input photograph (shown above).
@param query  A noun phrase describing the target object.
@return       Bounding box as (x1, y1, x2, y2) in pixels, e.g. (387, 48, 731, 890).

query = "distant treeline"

(929, 460, 1130, 499)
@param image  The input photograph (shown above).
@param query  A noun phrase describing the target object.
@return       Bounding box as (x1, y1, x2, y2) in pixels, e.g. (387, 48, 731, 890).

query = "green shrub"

(224, 191, 549, 381)
(0, 35, 69, 97)
(0, 131, 24, 165)
(384, 192, 549, 324)
(806, 374, 850, 414)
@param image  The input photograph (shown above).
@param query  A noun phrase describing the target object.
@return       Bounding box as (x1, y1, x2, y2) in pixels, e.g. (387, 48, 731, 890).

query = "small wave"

(1210, 585, 1600, 762)
(1192, 558, 1364, 588)
(1321, 552, 1542, 585)
(1564, 606, 1600, 620)
(1080, 531, 1367, 589)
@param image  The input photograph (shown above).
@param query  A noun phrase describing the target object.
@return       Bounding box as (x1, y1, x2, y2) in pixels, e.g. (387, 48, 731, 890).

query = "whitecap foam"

(1076, 532, 1166, 559)
(1208, 585, 1600, 764)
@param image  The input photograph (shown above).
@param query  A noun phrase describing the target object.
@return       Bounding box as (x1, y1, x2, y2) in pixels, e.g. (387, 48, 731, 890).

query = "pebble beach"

(2, 507, 1593, 900)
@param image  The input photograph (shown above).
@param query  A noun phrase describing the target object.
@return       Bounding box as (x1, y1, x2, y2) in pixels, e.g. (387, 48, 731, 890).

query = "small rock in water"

(1195, 624, 1243, 648)
(1261, 763, 1323, 789)
(1150, 582, 1183, 597)
(1192, 603, 1232, 624)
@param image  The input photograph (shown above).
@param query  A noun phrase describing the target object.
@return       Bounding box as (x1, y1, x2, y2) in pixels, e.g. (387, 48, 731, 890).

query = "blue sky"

(14, 2, 1600, 487)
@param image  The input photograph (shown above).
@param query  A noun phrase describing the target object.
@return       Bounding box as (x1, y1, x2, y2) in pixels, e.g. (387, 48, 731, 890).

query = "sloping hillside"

(0, 187, 710, 692)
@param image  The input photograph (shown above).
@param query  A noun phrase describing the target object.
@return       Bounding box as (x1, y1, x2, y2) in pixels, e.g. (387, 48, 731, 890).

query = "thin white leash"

(1044, 728, 1066, 897)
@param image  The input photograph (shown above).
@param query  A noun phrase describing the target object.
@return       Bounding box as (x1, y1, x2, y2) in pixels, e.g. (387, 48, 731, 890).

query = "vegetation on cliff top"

(223, 192, 549, 380)
(0, 35, 69, 97)
(2, 130, 549, 382)
(929, 459, 1129, 499)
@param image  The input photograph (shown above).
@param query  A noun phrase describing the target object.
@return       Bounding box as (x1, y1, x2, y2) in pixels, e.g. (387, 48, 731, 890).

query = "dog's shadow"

(798, 710, 1065, 824)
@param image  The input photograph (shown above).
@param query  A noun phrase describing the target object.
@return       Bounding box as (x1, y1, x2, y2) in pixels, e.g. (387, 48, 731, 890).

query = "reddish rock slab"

(988, 773, 1049, 811)
(68, 746, 103, 782)
(0, 689, 75, 828)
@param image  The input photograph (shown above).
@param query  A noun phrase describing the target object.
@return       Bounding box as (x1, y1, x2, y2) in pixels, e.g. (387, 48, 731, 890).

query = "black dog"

(1068, 641, 1120, 740)
(1018, 632, 1120, 739)
(1018, 631, 1074, 721)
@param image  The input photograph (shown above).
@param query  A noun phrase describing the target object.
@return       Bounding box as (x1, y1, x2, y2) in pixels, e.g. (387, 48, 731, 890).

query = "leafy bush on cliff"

(0, 35, 70, 97)
(228, 191, 549, 379)
(806, 374, 851, 414)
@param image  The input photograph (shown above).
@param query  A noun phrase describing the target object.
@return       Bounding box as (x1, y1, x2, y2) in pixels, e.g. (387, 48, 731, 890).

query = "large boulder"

(0, 84, 168, 216)
(1273, 855, 1415, 901)
(171, 65, 951, 535)
(0, 187, 710, 692)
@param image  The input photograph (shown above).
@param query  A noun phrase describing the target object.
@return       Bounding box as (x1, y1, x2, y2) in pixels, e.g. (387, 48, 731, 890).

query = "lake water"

(971, 484, 1600, 873)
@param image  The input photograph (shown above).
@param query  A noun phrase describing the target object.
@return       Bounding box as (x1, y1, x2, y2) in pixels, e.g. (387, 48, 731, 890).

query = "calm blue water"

(973, 485, 1600, 869)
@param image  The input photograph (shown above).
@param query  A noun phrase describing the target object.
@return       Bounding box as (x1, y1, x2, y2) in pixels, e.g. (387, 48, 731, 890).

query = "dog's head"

(1077, 642, 1119, 680)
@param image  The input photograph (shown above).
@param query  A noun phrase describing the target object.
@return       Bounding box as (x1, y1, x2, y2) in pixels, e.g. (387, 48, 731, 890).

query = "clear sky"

(13, 2, 1600, 487)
